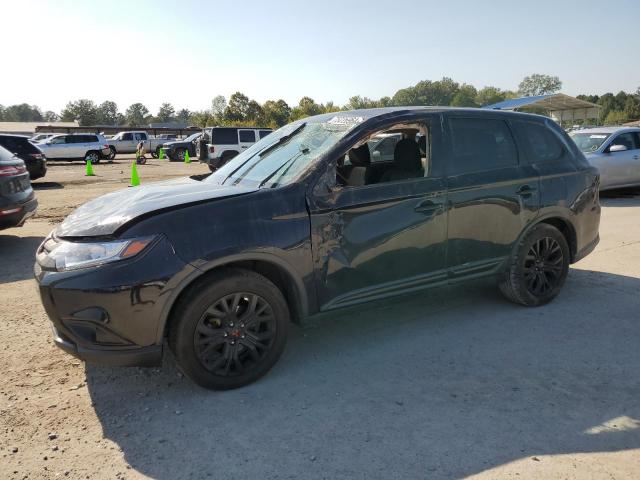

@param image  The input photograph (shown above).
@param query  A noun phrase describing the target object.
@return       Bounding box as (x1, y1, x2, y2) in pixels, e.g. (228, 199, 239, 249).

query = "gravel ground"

(1, 159, 639, 479)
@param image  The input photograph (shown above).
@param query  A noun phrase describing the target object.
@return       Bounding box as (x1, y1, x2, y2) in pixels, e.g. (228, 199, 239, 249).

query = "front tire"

(499, 224, 570, 306)
(169, 269, 289, 390)
(175, 148, 186, 162)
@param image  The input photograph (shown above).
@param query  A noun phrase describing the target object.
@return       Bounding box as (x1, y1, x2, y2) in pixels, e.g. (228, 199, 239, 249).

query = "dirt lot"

(1, 158, 639, 479)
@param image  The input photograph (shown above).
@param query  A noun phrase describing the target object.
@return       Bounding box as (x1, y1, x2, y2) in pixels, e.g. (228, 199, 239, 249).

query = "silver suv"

(570, 127, 640, 190)
(37, 134, 111, 164)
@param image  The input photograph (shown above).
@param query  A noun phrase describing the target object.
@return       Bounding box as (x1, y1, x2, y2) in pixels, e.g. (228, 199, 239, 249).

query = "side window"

(50, 136, 66, 144)
(211, 128, 239, 145)
(122, 133, 133, 141)
(134, 133, 146, 142)
(449, 118, 517, 174)
(513, 121, 564, 163)
(239, 130, 256, 143)
(609, 132, 640, 151)
(369, 136, 398, 161)
(86, 135, 98, 143)
(259, 130, 272, 139)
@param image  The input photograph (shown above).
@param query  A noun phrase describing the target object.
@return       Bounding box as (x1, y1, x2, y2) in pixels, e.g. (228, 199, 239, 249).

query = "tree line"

(1, 74, 638, 128)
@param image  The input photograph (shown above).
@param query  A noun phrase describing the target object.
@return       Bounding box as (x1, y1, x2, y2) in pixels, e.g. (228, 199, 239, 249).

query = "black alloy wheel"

(194, 292, 276, 376)
(523, 237, 564, 296)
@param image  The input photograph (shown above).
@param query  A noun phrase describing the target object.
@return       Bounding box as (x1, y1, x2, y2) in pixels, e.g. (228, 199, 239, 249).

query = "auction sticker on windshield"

(325, 116, 365, 128)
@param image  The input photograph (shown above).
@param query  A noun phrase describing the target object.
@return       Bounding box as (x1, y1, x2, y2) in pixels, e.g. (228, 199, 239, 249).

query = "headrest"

(394, 139, 422, 171)
(348, 144, 371, 167)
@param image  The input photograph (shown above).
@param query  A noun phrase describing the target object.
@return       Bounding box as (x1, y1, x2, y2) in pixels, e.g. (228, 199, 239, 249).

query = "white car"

(201, 127, 272, 171)
(37, 134, 111, 164)
(570, 127, 640, 190)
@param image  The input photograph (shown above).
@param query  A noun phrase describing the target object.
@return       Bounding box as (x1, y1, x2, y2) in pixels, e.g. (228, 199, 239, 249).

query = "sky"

(1, 0, 638, 115)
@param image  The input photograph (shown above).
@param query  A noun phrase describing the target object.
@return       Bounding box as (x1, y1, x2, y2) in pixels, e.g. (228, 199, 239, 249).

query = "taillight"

(0, 164, 27, 177)
(31, 153, 44, 159)
(209, 146, 215, 153)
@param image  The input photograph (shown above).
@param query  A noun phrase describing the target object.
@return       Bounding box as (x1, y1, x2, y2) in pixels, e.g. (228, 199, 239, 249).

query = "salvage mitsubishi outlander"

(35, 107, 601, 390)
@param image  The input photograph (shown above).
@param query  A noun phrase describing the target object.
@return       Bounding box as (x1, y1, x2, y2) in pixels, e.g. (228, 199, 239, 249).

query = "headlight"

(44, 236, 157, 271)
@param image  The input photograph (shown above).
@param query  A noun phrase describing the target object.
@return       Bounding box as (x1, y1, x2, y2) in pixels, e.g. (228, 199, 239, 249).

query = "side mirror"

(372, 151, 382, 161)
(609, 144, 627, 153)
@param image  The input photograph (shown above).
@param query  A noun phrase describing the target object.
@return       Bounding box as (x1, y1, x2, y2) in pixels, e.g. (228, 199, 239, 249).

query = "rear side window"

(513, 121, 564, 163)
(211, 128, 239, 145)
(449, 117, 517, 174)
(239, 130, 256, 143)
(259, 130, 272, 139)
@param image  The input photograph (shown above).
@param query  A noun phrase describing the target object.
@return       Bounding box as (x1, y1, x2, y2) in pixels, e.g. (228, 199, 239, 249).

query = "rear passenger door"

(445, 115, 539, 279)
(238, 129, 256, 151)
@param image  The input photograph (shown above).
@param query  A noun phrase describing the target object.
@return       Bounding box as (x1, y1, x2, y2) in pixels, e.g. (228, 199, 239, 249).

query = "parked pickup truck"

(107, 131, 166, 159)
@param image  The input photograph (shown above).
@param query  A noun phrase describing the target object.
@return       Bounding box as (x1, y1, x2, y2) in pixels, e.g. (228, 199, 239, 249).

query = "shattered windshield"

(206, 116, 363, 188)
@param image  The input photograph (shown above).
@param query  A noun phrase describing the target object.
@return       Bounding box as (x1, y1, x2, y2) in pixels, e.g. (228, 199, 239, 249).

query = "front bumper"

(0, 195, 37, 229)
(35, 235, 196, 367)
(51, 323, 162, 366)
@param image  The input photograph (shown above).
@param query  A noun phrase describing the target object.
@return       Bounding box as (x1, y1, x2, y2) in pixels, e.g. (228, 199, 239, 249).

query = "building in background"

(484, 94, 601, 126)
(0, 121, 79, 135)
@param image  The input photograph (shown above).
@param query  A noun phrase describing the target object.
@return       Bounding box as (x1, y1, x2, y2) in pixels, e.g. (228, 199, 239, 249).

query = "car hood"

(162, 140, 188, 148)
(55, 177, 257, 237)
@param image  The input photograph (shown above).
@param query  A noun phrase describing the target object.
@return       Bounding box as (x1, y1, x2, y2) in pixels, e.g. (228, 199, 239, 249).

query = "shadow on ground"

(32, 181, 64, 190)
(85, 269, 640, 479)
(600, 187, 640, 205)
(0, 234, 44, 283)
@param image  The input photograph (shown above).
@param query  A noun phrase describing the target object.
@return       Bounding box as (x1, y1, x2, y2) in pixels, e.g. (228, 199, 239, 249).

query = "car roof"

(303, 106, 550, 124)
(571, 126, 640, 134)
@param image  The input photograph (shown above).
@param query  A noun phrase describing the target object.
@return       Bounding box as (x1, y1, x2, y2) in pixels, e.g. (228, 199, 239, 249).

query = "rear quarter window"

(513, 120, 564, 163)
(211, 128, 239, 145)
(448, 117, 518, 174)
(259, 130, 272, 139)
(239, 130, 256, 143)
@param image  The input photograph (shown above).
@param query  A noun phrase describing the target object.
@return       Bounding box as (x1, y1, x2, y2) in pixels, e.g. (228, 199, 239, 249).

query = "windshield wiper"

(222, 122, 307, 185)
(258, 145, 310, 189)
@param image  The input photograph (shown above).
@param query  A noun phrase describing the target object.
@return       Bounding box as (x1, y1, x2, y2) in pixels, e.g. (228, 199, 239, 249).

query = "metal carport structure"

(485, 93, 601, 125)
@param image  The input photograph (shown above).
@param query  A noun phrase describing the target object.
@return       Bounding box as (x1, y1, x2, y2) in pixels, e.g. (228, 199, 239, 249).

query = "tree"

(156, 102, 175, 122)
(245, 100, 264, 124)
(176, 108, 191, 124)
(262, 100, 291, 127)
(211, 95, 227, 121)
(290, 97, 323, 120)
(451, 84, 479, 107)
(518, 74, 562, 97)
(96, 101, 120, 125)
(1, 103, 43, 122)
(190, 110, 214, 128)
(42, 111, 60, 122)
(476, 86, 506, 106)
(346, 96, 379, 110)
(603, 110, 628, 125)
(125, 103, 149, 126)
(392, 77, 460, 106)
(60, 99, 97, 125)
(224, 92, 251, 122)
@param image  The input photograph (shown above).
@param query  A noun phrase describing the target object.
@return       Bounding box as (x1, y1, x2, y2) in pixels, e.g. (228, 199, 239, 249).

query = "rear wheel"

(107, 146, 116, 160)
(169, 269, 289, 390)
(85, 151, 100, 164)
(499, 224, 570, 306)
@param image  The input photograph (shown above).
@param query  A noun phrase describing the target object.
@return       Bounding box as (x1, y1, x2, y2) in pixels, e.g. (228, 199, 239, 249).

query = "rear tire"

(85, 151, 100, 164)
(499, 224, 570, 306)
(107, 146, 116, 160)
(169, 269, 289, 390)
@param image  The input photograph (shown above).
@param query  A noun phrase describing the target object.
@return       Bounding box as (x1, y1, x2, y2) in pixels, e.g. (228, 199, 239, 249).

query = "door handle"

(241, 146, 248, 149)
(415, 200, 443, 214)
(516, 185, 536, 198)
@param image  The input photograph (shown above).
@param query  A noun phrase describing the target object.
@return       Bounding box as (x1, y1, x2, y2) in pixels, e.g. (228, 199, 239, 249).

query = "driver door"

(307, 115, 448, 311)
(602, 132, 640, 187)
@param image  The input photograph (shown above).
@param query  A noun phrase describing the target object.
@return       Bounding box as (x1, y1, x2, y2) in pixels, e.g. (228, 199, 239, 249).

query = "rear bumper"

(574, 233, 599, 263)
(0, 195, 37, 229)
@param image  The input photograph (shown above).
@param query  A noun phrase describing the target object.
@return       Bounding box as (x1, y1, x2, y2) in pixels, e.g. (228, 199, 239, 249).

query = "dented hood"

(55, 177, 257, 237)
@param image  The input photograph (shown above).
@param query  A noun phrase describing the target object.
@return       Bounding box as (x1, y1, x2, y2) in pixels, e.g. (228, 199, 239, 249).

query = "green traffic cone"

(159, 148, 164, 160)
(184, 149, 190, 164)
(130, 161, 140, 187)
(85, 160, 95, 176)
